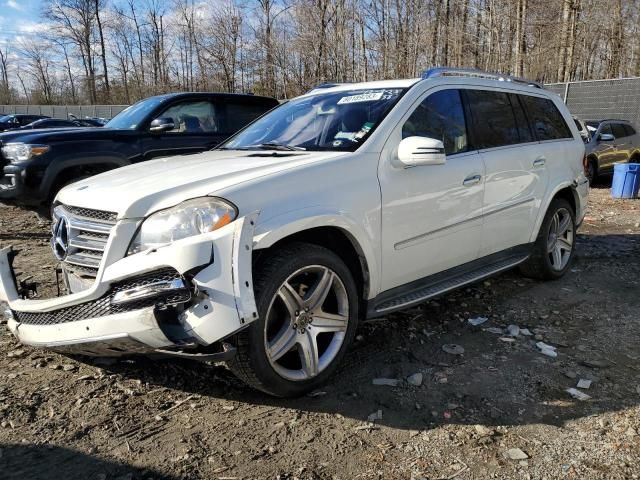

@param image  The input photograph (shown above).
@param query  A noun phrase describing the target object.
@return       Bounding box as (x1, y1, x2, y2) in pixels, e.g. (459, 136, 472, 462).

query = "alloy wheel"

(547, 207, 574, 271)
(264, 265, 349, 381)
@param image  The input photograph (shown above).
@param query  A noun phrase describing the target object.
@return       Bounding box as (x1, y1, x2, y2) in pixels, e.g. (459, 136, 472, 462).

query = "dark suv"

(0, 93, 278, 211)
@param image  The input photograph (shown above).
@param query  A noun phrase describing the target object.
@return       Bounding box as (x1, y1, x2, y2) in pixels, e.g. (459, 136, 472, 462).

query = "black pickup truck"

(0, 92, 278, 212)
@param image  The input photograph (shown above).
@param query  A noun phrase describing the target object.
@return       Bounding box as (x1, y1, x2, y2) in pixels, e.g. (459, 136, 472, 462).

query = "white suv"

(0, 68, 588, 397)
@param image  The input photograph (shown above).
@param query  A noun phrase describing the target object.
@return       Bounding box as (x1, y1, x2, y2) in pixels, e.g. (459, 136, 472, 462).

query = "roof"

(144, 92, 278, 103)
(302, 78, 422, 97)
(585, 118, 631, 124)
(302, 74, 552, 99)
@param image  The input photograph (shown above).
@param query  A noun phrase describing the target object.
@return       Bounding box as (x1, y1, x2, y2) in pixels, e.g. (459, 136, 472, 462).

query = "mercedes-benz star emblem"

(51, 215, 70, 261)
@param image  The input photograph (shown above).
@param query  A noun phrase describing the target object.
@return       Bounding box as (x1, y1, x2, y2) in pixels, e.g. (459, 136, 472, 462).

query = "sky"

(0, 0, 47, 43)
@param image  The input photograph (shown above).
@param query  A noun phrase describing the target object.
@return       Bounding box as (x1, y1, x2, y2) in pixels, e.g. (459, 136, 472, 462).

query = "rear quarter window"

(624, 124, 637, 136)
(520, 95, 572, 141)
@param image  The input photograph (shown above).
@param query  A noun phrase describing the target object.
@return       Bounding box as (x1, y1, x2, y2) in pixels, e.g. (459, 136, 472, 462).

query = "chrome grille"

(52, 204, 117, 277)
(62, 205, 118, 223)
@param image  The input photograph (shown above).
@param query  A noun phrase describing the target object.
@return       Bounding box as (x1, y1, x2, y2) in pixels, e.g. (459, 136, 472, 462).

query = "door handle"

(462, 174, 482, 186)
(533, 157, 546, 167)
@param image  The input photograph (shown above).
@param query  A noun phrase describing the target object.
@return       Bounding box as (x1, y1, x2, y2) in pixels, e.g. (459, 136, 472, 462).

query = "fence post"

(563, 82, 570, 103)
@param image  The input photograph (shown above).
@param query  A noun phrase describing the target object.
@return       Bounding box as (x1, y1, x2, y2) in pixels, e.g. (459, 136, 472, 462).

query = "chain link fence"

(546, 77, 640, 127)
(0, 104, 128, 120)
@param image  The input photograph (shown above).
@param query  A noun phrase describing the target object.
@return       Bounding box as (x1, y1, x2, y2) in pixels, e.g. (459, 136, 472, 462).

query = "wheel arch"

(40, 156, 130, 202)
(254, 220, 375, 308)
(530, 183, 580, 243)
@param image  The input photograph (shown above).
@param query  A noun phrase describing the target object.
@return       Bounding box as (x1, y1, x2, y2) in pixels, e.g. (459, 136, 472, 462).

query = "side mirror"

(149, 117, 175, 133)
(598, 133, 615, 142)
(397, 136, 446, 167)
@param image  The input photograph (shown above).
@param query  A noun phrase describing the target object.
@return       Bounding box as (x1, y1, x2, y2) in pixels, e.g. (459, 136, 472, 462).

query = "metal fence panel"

(0, 105, 128, 119)
(546, 77, 640, 127)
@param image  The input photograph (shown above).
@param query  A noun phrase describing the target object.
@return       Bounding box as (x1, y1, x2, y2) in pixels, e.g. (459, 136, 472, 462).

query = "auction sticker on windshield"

(338, 92, 385, 104)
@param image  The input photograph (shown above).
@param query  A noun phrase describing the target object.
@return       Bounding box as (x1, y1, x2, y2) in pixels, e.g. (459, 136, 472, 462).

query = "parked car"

(0, 93, 279, 211)
(0, 114, 50, 132)
(0, 68, 588, 397)
(584, 119, 640, 184)
(573, 116, 591, 143)
(68, 115, 110, 126)
(17, 118, 104, 130)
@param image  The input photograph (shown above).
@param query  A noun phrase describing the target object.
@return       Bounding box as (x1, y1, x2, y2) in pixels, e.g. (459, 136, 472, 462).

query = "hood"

(57, 149, 346, 218)
(0, 127, 130, 145)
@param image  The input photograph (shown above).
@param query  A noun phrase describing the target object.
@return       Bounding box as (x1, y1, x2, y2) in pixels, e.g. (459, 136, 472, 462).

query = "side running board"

(371, 252, 530, 315)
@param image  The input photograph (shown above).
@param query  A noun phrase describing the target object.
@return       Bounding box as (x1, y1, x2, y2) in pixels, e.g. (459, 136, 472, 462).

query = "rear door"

(464, 89, 548, 256)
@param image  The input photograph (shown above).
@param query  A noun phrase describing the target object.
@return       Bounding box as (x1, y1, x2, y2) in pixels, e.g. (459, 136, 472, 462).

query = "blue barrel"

(611, 163, 640, 199)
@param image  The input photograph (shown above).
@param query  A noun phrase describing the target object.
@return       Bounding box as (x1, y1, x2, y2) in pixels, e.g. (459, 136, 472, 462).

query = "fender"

(252, 206, 381, 299)
(40, 154, 131, 198)
(529, 180, 581, 243)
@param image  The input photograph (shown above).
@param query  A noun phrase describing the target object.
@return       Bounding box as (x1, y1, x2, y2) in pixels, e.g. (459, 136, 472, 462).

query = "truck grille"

(52, 204, 117, 277)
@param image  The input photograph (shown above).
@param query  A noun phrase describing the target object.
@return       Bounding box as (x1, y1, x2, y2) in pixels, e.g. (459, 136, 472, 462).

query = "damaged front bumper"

(0, 213, 259, 359)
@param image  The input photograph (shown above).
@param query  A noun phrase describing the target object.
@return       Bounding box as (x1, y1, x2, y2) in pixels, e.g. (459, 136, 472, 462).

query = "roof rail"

(422, 67, 543, 89)
(313, 82, 347, 89)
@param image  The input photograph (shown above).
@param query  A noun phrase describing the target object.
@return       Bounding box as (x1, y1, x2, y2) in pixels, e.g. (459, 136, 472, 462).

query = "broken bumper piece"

(0, 213, 258, 358)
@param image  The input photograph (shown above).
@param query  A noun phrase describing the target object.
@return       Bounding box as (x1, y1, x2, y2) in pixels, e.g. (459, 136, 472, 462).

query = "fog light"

(111, 279, 189, 306)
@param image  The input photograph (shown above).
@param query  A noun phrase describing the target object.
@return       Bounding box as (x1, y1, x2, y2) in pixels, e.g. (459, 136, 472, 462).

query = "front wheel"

(228, 242, 359, 397)
(520, 198, 576, 280)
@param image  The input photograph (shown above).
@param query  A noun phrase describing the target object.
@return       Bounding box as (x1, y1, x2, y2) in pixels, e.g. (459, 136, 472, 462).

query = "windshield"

(106, 97, 165, 129)
(221, 88, 406, 152)
(0, 115, 15, 123)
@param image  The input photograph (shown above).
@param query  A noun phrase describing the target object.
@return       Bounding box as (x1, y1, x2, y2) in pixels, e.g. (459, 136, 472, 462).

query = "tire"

(228, 242, 359, 397)
(519, 198, 576, 280)
(43, 175, 91, 220)
(586, 158, 598, 186)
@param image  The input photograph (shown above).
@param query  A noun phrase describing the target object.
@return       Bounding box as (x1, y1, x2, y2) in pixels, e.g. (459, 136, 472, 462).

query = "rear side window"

(219, 102, 273, 134)
(624, 124, 637, 136)
(402, 89, 468, 155)
(464, 90, 520, 148)
(612, 123, 627, 138)
(520, 95, 572, 141)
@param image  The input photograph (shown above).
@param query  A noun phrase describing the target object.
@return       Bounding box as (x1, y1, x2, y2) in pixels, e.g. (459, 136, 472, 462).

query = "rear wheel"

(586, 158, 598, 186)
(228, 242, 359, 397)
(520, 198, 576, 280)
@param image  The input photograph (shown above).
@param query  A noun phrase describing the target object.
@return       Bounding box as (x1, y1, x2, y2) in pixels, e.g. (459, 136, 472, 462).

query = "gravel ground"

(0, 186, 639, 480)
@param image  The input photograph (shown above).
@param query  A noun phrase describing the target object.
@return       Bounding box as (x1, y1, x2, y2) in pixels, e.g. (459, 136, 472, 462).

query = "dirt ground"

(0, 186, 639, 480)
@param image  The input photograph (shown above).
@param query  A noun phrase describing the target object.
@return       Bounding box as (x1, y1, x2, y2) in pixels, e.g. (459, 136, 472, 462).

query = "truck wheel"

(519, 198, 576, 280)
(228, 242, 359, 397)
(43, 175, 91, 219)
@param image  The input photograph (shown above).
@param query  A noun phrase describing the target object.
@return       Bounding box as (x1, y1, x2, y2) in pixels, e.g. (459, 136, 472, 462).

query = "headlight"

(127, 197, 237, 255)
(1, 143, 50, 163)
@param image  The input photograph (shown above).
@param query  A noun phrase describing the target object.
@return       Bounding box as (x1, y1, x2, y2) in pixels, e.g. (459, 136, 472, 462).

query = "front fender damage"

(180, 212, 259, 345)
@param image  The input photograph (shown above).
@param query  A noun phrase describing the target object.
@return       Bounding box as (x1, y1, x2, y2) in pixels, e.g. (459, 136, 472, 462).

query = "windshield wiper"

(250, 142, 306, 151)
